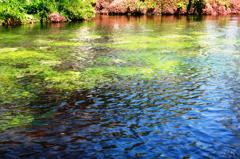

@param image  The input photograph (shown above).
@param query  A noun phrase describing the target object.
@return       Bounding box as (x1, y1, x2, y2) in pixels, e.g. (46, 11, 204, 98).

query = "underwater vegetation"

(1, 15, 240, 112)
(0, 29, 200, 105)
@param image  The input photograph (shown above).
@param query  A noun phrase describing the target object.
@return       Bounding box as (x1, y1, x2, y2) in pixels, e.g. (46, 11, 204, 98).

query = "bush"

(24, 0, 58, 22)
(58, 0, 95, 20)
(0, 0, 26, 25)
(0, 0, 95, 25)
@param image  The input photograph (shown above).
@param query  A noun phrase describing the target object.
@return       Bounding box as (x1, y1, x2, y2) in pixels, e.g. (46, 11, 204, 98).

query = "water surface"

(1, 15, 240, 158)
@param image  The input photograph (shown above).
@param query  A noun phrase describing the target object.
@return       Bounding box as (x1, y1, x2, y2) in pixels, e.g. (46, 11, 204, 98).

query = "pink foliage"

(217, 5, 227, 14)
(178, 7, 188, 14)
(95, 0, 240, 15)
(109, 0, 128, 13)
(202, 3, 213, 14)
(227, 8, 232, 13)
(153, 6, 161, 14)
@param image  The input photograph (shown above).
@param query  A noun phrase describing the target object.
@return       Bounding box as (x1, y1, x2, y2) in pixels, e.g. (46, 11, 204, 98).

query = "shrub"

(24, 0, 58, 23)
(58, 0, 95, 20)
(0, 0, 26, 25)
(0, 0, 95, 25)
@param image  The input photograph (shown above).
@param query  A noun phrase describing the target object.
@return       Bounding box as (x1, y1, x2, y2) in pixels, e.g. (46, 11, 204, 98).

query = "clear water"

(1, 15, 240, 158)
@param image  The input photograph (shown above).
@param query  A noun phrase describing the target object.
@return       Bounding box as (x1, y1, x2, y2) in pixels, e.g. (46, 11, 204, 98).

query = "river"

(0, 15, 240, 158)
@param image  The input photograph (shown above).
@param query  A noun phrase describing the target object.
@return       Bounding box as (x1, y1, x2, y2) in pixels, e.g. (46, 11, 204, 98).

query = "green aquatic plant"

(0, 19, 214, 105)
(0, 113, 34, 131)
(0, 66, 34, 103)
(96, 35, 194, 51)
(0, 50, 59, 103)
(0, 48, 106, 103)
(113, 35, 194, 43)
(0, 50, 60, 66)
(118, 51, 183, 74)
(48, 41, 85, 46)
(0, 33, 24, 40)
(84, 66, 156, 84)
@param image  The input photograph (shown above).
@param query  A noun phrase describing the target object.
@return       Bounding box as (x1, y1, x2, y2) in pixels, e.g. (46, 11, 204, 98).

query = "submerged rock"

(49, 13, 67, 23)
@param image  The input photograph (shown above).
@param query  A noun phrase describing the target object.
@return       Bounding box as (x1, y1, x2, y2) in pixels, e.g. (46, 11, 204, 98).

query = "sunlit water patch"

(1, 15, 240, 158)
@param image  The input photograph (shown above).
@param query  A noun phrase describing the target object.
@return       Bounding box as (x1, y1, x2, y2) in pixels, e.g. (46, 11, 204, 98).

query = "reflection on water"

(1, 15, 240, 158)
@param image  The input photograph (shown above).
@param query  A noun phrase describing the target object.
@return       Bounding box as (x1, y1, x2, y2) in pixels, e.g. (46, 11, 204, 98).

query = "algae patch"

(0, 51, 60, 66)
(96, 35, 195, 51)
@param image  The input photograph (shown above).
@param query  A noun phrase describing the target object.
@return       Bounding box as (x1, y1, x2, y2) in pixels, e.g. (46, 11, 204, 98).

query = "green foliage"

(58, 0, 95, 20)
(25, 0, 57, 22)
(145, 0, 158, 8)
(225, 3, 231, 8)
(0, 0, 26, 25)
(194, 0, 206, 13)
(133, 1, 147, 10)
(177, 1, 187, 9)
(0, 0, 95, 25)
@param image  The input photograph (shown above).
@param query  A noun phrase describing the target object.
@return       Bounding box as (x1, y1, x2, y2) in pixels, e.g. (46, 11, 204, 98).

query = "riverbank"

(95, 0, 240, 15)
(1, 0, 240, 26)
